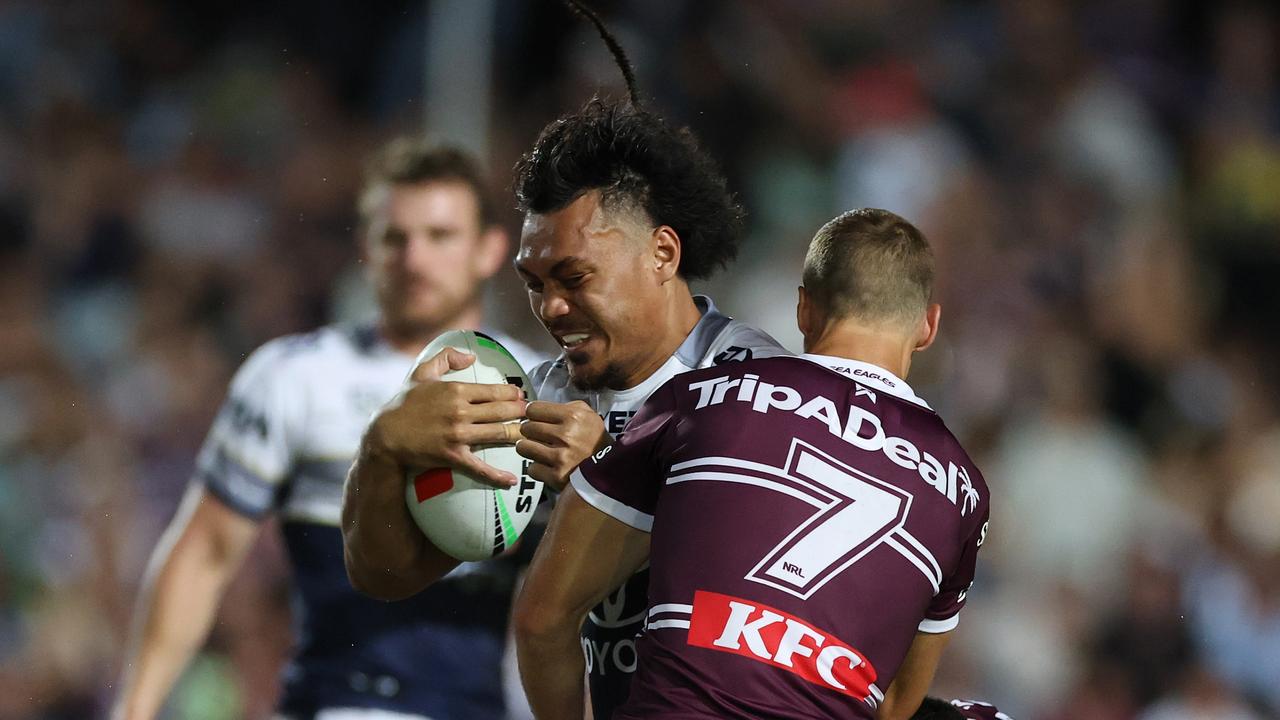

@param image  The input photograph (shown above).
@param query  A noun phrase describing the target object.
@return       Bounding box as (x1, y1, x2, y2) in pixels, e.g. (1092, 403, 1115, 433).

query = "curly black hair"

(513, 98, 745, 282)
(512, 2, 743, 281)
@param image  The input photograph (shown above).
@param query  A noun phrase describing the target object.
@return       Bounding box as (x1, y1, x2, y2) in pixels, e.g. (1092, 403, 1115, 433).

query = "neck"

(616, 287, 702, 389)
(805, 322, 915, 379)
(380, 303, 485, 356)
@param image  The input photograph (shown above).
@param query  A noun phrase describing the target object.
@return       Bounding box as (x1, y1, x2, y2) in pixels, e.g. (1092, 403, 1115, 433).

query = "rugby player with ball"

(341, 11, 784, 718)
(515, 210, 992, 720)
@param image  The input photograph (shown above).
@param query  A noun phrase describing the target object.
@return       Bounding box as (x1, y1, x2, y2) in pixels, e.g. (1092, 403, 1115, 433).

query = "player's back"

(574, 354, 989, 719)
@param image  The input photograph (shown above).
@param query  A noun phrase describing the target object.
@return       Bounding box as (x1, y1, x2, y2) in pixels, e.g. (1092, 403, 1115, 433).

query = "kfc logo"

(686, 590, 879, 702)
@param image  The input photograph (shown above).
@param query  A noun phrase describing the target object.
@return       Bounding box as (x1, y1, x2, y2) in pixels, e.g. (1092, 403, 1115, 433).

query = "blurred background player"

(515, 209, 989, 720)
(112, 139, 539, 720)
(342, 8, 785, 718)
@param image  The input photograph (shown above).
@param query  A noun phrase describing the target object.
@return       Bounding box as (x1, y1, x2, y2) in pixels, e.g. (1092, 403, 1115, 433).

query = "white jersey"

(529, 295, 787, 435)
(527, 295, 788, 719)
(193, 322, 542, 718)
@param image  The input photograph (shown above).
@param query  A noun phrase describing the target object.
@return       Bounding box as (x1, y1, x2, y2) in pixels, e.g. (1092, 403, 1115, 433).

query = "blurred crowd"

(2, 1, 1279, 718)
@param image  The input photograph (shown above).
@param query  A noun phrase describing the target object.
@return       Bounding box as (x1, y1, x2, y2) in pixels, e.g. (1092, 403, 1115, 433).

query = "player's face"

(364, 182, 505, 338)
(515, 192, 666, 391)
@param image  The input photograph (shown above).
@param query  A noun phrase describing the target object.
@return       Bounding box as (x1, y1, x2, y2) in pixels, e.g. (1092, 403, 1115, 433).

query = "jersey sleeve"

(193, 339, 302, 519)
(919, 505, 990, 633)
(569, 380, 681, 533)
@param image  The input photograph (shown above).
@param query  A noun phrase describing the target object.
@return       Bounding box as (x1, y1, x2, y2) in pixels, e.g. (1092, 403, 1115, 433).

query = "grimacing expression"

(364, 181, 503, 335)
(515, 192, 665, 391)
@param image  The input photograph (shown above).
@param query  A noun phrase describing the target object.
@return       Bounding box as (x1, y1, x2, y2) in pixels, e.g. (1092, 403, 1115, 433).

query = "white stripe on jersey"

(645, 619, 691, 631)
(647, 603, 693, 618)
(897, 527, 943, 585)
(918, 614, 960, 634)
(571, 468, 654, 532)
(884, 535, 942, 594)
(666, 470, 828, 509)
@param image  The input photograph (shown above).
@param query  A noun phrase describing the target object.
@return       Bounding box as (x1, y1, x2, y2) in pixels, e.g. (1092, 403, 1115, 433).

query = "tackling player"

(112, 140, 539, 720)
(341, 8, 785, 718)
(514, 209, 991, 720)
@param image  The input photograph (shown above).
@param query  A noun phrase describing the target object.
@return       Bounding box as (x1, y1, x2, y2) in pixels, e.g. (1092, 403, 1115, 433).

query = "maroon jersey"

(571, 354, 990, 719)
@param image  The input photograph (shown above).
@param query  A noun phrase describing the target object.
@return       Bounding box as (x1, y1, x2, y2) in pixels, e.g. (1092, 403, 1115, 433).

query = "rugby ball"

(403, 330, 543, 561)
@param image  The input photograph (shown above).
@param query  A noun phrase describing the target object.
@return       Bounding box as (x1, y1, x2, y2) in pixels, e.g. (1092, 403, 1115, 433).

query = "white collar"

(799, 353, 931, 410)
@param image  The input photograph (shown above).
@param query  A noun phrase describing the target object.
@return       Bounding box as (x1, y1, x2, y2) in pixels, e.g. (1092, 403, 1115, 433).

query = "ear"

(796, 286, 812, 337)
(914, 303, 942, 352)
(474, 226, 510, 279)
(652, 225, 682, 284)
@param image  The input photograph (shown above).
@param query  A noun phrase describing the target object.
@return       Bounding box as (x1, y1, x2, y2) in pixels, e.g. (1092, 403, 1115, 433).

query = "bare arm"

(342, 444, 459, 599)
(876, 631, 952, 720)
(341, 348, 526, 599)
(513, 484, 650, 720)
(112, 487, 260, 720)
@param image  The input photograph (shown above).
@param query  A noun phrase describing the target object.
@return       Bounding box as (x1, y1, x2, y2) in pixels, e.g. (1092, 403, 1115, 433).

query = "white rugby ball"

(403, 330, 543, 561)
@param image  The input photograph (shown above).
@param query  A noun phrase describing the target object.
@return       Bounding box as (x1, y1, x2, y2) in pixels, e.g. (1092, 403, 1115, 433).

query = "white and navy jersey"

(194, 322, 542, 719)
(528, 296, 787, 719)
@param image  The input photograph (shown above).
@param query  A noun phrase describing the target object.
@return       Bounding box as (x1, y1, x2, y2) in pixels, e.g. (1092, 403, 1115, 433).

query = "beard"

(379, 282, 476, 339)
(568, 359, 633, 392)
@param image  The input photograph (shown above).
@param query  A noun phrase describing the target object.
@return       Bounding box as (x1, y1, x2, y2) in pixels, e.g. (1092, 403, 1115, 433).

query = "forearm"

(342, 441, 455, 599)
(876, 694, 920, 720)
(114, 531, 237, 719)
(876, 671, 930, 719)
(516, 616, 587, 720)
(513, 487, 650, 719)
(876, 631, 951, 720)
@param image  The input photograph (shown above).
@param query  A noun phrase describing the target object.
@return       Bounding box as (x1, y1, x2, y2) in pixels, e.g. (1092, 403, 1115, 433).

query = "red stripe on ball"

(413, 468, 454, 502)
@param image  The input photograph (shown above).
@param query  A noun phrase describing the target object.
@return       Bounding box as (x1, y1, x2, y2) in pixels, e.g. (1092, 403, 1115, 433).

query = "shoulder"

(229, 325, 353, 393)
(695, 317, 790, 370)
(933, 418, 990, 521)
(683, 296, 790, 368)
(929, 412, 986, 483)
(711, 355, 841, 388)
(710, 320, 790, 363)
(645, 356, 802, 415)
